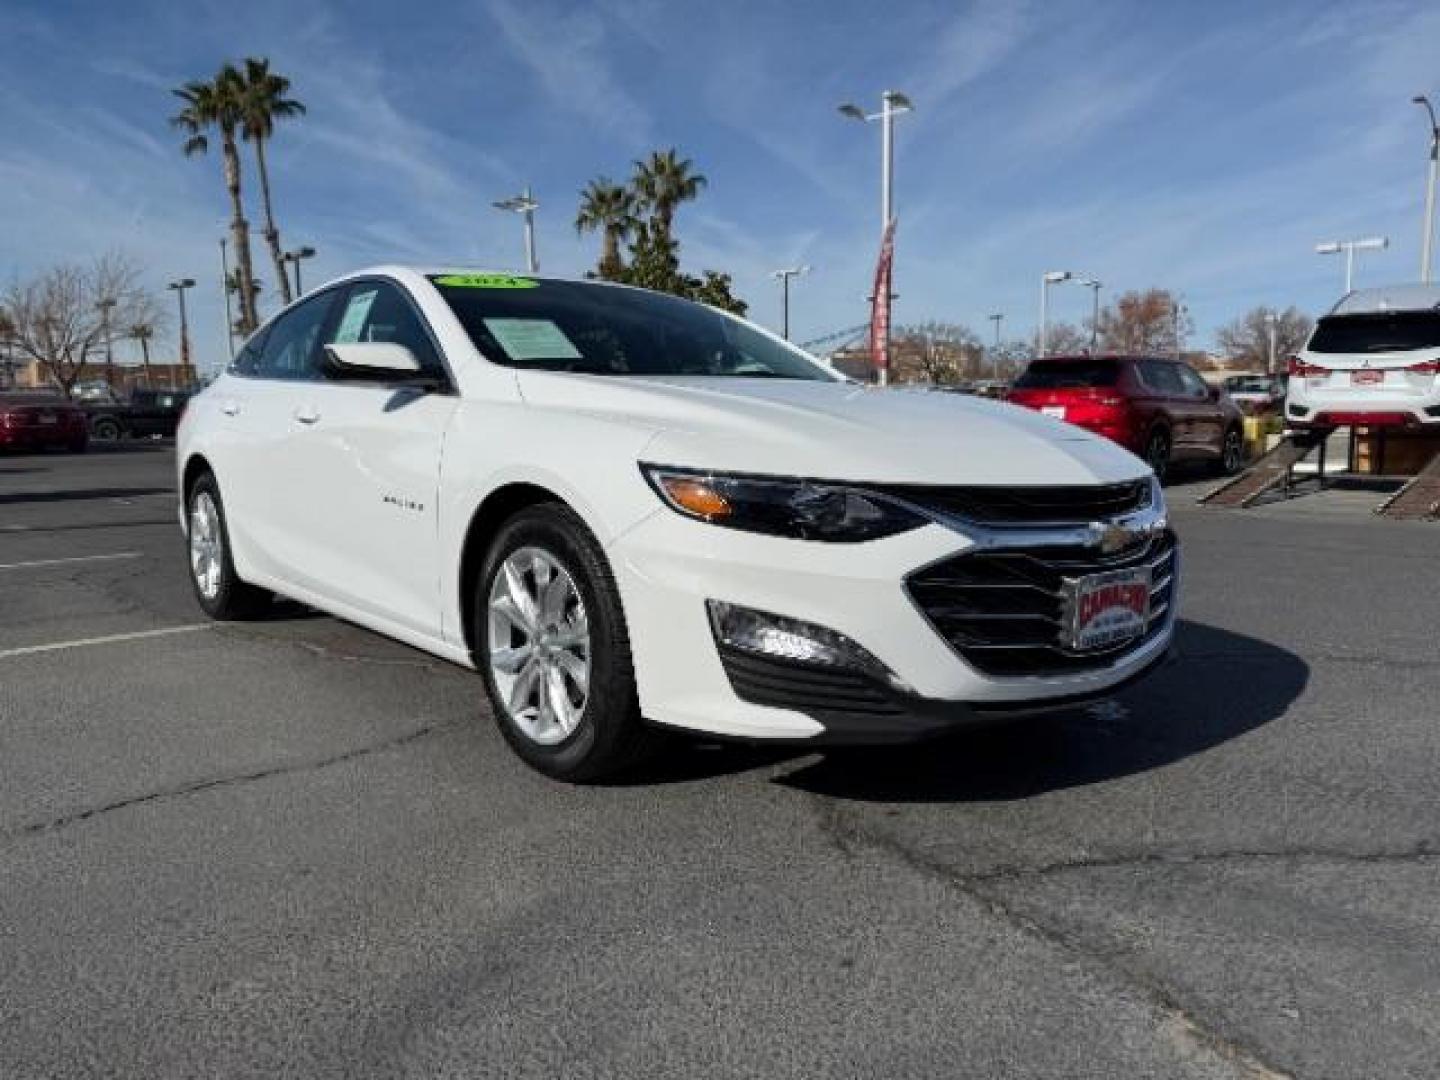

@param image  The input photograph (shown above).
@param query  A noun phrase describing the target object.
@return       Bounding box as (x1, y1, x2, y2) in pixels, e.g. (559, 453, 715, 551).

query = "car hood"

(515, 373, 1148, 486)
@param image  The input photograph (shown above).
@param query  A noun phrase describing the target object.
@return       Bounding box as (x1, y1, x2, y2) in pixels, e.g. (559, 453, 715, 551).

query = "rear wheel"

(1144, 428, 1172, 483)
(1215, 425, 1244, 475)
(475, 503, 654, 782)
(186, 473, 271, 619)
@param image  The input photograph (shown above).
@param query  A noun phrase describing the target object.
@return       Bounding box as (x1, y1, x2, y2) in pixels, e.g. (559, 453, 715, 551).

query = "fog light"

(706, 600, 911, 692)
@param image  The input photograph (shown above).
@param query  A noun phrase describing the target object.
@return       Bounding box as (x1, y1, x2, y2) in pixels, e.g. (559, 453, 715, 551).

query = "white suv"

(178, 267, 1176, 780)
(1286, 285, 1440, 429)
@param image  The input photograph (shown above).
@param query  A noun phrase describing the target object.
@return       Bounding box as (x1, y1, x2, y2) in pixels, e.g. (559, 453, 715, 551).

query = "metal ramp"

(1199, 428, 1334, 509)
(1374, 446, 1440, 520)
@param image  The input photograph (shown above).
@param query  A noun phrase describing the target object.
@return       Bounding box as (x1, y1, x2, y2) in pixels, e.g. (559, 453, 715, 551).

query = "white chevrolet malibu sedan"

(178, 267, 1176, 780)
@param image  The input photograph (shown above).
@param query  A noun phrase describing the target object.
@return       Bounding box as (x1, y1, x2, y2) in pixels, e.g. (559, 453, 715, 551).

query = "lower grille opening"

(907, 531, 1176, 678)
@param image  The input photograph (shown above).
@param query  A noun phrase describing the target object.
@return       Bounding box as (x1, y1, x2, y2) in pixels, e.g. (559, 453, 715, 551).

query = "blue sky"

(2, 0, 1438, 371)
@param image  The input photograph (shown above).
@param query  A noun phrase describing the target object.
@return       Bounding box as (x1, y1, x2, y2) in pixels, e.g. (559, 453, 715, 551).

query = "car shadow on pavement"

(766, 620, 1309, 803)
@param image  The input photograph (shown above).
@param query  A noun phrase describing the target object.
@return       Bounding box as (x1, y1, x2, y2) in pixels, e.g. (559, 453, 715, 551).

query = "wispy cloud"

(484, 0, 653, 146)
(911, 0, 1032, 105)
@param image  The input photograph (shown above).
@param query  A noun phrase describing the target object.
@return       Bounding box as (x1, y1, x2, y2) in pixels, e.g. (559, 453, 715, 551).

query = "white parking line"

(0, 552, 142, 571)
(0, 623, 212, 660)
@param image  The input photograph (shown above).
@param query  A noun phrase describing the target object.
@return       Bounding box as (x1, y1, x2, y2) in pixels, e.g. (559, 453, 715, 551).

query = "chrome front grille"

(907, 530, 1177, 678)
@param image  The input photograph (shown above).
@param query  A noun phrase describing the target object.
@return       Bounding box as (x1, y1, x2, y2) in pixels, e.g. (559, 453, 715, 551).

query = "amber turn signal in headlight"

(655, 475, 732, 520)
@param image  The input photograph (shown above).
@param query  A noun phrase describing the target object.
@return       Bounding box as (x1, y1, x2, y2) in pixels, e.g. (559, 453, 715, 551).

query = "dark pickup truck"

(83, 389, 192, 440)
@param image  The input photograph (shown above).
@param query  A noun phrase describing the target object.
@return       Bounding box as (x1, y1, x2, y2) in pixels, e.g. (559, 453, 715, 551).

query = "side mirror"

(322, 342, 434, 386)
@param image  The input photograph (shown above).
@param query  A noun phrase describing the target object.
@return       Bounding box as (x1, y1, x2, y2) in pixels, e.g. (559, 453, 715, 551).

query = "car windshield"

(1013, 359, 1120, 389)
(430, 276, 836, 380)
(1308, 311, 1440, 354)
(1225, 376, 1276, 393)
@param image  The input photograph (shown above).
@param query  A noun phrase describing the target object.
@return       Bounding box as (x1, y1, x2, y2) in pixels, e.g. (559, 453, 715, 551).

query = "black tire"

(185, 472, 271, 619)
(92, 417, 122, 441)
(1214, 425, 1244, 476)
(1144, 427, 1172, 483)
(474, 503, 654, 782)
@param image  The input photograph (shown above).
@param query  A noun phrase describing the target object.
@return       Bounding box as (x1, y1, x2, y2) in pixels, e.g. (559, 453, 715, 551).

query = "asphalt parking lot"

(2, 443, 1437, 1079)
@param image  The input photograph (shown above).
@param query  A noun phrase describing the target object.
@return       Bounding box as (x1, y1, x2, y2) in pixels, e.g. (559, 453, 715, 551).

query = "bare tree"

(1043, 320, 1090, 356)
(989, 339, 1034, 382)
(1095, 289, 1192, 355)
(1216, 305, 1313, 371)
(891, 322, 981, 384)
(1, 254, 158, 398)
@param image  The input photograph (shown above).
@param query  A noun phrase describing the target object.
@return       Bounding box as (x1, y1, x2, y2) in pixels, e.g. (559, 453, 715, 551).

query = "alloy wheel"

(1223, 429, 1242, 473)
(1147, 433, 1170, 481)
(486, 546, 591, 746)
(189, 491, 223, 600)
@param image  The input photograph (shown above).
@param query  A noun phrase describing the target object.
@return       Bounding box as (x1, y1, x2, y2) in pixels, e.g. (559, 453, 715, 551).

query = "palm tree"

(172, 65, 260, 333)
(632, 149, 707, 244)
(129, 322, 154, 387)
(238, 57, 305, 306)
(575, 178, 636, 279)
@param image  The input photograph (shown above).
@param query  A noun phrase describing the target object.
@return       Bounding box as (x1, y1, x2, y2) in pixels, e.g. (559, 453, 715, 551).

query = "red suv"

(1007, 355, 1244, 481)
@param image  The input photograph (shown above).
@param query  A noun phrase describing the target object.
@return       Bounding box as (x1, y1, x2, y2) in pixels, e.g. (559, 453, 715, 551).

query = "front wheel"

(92, 417, 122, 441)
(1215, 426, 1244, 475)
(475, 503, 654, 782)
(1144, 428, 1172, 483)
(186, 473, 271, 619)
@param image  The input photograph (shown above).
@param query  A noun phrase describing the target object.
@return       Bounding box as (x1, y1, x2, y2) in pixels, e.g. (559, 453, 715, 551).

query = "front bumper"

(610, 504, 1178, 742)
(714, 640, 1176, 744)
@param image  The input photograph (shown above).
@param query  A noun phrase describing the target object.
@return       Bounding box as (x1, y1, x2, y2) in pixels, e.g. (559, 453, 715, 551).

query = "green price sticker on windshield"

(433, 273, 539, 289)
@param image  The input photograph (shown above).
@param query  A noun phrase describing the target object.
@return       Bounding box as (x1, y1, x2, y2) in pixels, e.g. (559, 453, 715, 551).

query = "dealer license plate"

(1064, 567, 1151, 651)
(1041, 405, 1066, 419)
(1351, 369, 1384, 386)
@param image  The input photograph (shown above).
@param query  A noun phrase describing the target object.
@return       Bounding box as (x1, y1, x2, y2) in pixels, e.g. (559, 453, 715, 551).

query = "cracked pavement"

(1, 443, 1436, 1078)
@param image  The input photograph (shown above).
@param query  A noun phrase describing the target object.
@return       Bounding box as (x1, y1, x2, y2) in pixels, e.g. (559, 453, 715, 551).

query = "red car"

(1007, 355, 1243, 481)
(0, 395, 90, 453)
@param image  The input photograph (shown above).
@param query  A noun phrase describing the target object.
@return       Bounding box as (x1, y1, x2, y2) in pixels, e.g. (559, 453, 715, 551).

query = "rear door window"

(1309, 311, 1440, 354)
(1013, 359, 1120, 389)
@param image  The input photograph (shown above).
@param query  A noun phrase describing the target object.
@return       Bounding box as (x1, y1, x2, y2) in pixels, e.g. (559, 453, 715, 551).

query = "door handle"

(293, 406, 321, 425)
(220, 400, 240, 417)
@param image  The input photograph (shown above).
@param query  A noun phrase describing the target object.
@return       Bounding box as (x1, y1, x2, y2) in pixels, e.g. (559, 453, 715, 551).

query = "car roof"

(1031, 354, 1154, 362)
(1329, 284, 1440, 316)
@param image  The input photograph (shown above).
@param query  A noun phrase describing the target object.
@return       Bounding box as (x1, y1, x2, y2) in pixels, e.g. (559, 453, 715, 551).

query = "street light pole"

(1414, 96, 1439, 284)
(1266, 310, 1278, 375)
(839, 90, 913, 386)
(493, 187, 540, 274)
(1077, 278, 1102, 354)
(282, 246, 317, 297)
(1315, 236, 1388, 293)
(95, 297, 117, 391)
(1172, 300, 1187, 362)
(219, 238, 235, 360)
(168, 278, 196, 385)
(988, 313, 1004, 380)
(770, 266, 810, 340)
(1038, 271, 1072, 356)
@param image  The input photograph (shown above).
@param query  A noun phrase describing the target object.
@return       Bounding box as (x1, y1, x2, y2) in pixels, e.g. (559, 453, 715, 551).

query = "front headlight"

(640, 465, 926, 542)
